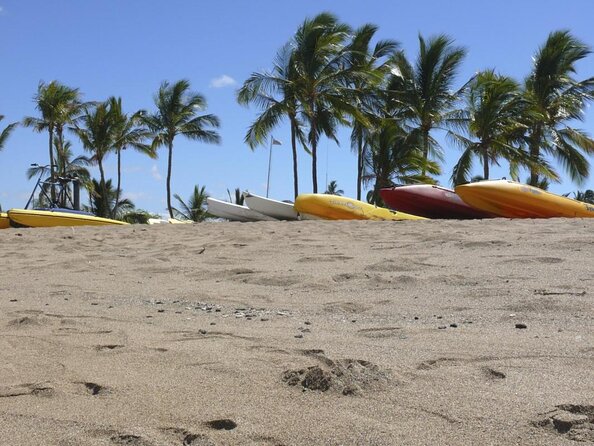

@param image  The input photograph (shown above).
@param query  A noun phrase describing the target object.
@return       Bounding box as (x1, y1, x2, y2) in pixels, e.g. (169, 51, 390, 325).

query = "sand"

(0, 219, 593, 445)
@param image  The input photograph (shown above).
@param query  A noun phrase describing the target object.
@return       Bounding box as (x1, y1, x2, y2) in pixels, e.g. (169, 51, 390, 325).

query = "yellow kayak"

(294, 194, 426, 221)
(0, 212, 9, 229)
(455, 180, 594, 218)
(7, 208, 129, 228)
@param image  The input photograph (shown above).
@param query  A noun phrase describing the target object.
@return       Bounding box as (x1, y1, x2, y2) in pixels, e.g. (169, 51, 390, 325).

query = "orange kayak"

(455, 180, 594, 218)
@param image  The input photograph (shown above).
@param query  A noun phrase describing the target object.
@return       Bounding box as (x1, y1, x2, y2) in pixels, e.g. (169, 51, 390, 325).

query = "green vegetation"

(121, 209, 160, 224)
(325, 180, 344, 196)
(238, 15, 594, 200)
(142, 80, 221, 218)
(87, 178, 134, 218)
(574, 189, 594, 204)
(227, 188, 245, 205)
(173, 184, 210, 222)
(0, 115, 17, 155)
(524, 31, 594, 187)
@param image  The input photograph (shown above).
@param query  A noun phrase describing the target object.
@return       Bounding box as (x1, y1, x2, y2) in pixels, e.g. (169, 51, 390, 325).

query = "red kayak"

(380, 185, 494, 219)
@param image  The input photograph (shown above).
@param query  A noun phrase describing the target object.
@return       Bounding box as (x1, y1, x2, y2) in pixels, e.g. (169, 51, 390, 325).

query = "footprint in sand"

(7, 315, 48, 327)
(482, 367, 506, 380)
(161, 427, 215, 445)
(534, 404, 594, 442)
(204, 419, 237, 431)
(283, 352, 390, 396)
(0, 382, 54, 398)
(95, 344, 125, 352)
(76, 381, 110, 396)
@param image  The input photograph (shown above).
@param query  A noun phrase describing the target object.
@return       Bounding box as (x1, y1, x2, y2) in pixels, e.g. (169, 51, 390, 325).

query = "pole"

(325, 140, 329, 193)
(266, 136, 273, 198)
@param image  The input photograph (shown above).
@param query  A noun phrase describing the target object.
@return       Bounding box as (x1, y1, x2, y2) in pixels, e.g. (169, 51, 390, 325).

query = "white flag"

(271, 137, 282, 145)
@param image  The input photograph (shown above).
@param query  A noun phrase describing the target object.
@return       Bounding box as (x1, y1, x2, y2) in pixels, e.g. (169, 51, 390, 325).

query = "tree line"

(238, 12, 594, 204)
(0, 80, 220, 220)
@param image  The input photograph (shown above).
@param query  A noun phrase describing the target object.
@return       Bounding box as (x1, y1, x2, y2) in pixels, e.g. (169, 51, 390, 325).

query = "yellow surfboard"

(0, 212, 9, 229)
(456, 180, 594, 218)
(294, 194, 426, 221)
(7, 208, 129, 228)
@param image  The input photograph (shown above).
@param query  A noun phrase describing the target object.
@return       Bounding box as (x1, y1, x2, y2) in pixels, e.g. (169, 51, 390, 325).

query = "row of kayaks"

(382, 180, 594, 219)
(207, 192, 425, 222)
(3, 179, 591, 228)
(206, 180, 594, 222)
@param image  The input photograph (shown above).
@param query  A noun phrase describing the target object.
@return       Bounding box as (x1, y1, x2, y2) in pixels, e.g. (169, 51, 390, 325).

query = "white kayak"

(243, 192, 299, 220)
(206, 198, 277, 222)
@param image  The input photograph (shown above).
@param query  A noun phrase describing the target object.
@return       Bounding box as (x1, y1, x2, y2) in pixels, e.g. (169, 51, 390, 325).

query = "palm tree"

(387, 34, 466, 177)
(23, 81, 82, 200)
(173, 184, 209, 222)
(0, 115, 17, 155)
(27, 138, 92, 207)
(324, 180, 344, 196)
(227, 187, 244, 205)
(108, 97, 155, 216)
(347, 24, 399, 200)
(142, 80, 221, 217)
(573, 189, 594, 204)
(237, 44, 305, 199)
(363, 118, 440, 205)
(448, 70, 535, 185)
(523, 30, 594, 186)
(121, 209, 160, 224)
(88, 178, 134, 219)
(73, 102, 115, 216)
(292, 12, 368, 193)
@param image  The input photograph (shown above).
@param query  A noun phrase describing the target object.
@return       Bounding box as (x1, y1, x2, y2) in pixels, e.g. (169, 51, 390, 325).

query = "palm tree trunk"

(528, 126, 541, 186)
(483, 147, 490, 179)
(167, 139, 174, 218)
(56, 126, 67, 207)
(290, 118, 299, 199)
(98, 160, 108, 218)
(57, 126, 64, 176)
(115, 148, 122, 219)
(311, 138, 318, 193)
(48, 125, 56, 203)
(310, 114, 318, 193)
(421, 129, 429, 177)
(356, 133, 363, 201)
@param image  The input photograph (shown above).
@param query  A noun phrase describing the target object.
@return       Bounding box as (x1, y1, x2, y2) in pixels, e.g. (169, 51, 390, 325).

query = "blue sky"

(1, 0, 594, 213)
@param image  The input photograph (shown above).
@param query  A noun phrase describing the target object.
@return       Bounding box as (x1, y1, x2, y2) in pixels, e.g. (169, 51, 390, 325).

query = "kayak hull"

(207, 198, 277, 222)
(243, 192, 298, 220)
(380, 185, 493, 219)
(455, 180, 594, 218)
(7, 209, 128, 227)
(0, 212, 9, 229)
(294, 194, 426, 221)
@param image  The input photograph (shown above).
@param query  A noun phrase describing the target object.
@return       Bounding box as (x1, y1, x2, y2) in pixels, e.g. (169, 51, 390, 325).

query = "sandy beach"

(0, 219, 593, 445)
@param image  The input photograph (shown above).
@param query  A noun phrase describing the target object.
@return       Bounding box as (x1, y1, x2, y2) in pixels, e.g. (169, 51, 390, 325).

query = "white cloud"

(151, 165, 162, 181)
(210, 74, 237, 88)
